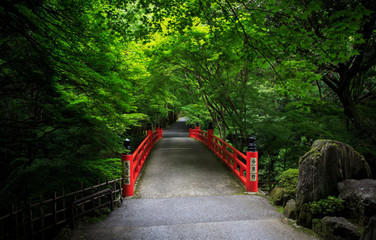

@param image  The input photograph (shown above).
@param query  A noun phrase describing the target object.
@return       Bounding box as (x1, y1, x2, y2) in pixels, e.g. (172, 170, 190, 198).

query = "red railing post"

(156, 123, 160, 140)
(222, 141, 226, 162)
(120, 122, 163, 198)
(207, 122, 213, 150)
(122, 139, 134, 197)
(147, 123, 153, 149)
(195, 122, 199, 139)
(233, 152, 237, 172)
(246, 137, 258, 192)
(156, 123, 163, 140)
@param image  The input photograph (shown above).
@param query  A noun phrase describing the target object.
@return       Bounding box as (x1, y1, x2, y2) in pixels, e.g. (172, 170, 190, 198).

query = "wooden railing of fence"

(0, 177, 122, 240)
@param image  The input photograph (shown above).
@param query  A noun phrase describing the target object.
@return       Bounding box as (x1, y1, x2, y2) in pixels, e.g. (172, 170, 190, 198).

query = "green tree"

(0, 0, 159, 208)
(133, 0, 376, 181)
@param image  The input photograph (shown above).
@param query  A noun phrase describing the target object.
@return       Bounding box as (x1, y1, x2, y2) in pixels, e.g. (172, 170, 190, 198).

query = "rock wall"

(338, 179, 376, 226)
(296, 140, 371, 227)
(312, 216, 360, 240)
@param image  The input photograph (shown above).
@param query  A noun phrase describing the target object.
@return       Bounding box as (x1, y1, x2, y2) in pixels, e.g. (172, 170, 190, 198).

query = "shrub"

(278, 168, 299, 195)
(309, 196, 345, 216)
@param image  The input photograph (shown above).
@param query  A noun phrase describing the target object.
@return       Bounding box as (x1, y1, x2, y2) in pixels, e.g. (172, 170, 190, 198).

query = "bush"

(278, 168, 299, 195)
(309, 196, 345, 216)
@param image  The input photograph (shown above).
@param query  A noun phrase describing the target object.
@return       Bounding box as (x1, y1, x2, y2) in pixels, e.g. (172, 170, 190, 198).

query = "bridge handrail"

(132, 136, 149, 179)
(121, 127, 163, 197)
(196, 130, 247, 184)
(190, 125, 258, 192)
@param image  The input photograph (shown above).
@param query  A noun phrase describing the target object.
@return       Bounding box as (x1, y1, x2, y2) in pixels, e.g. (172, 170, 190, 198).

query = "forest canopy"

(1, 0, 375, 209)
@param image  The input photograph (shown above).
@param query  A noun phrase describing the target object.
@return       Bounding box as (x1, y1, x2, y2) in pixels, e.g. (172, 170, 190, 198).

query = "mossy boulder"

(283, 199, 296, 219)
(296, 140, 371, 227)
(312, 216, 360, 240)
(338, 179, 376, 226)
(269, 187, 285, 206)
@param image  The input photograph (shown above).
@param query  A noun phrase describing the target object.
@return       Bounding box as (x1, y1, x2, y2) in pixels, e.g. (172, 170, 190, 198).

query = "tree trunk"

(338, 87, 362, 127)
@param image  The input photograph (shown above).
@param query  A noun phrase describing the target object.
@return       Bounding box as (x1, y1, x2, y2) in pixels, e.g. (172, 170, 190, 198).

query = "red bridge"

(121, 120, 258, 197)
(70, 118, 317, 240)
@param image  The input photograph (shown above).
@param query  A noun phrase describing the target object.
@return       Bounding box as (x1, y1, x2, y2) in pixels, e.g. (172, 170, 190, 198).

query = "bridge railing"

(190, 123, 258, 192)
(121, 124, 163, 197)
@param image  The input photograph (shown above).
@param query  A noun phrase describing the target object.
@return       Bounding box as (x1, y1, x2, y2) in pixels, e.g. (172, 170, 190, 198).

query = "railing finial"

(247, 137, 257, 152)
(124, 138, 131, 155)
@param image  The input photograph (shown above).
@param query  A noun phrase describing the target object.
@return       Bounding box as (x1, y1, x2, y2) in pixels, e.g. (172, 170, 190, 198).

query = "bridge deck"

(134, 118, 244, 198)
(70, 119, 318, 240)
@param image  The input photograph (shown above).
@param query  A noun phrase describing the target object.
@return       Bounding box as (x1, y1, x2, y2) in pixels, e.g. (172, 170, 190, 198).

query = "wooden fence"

(0, 177, 123, 240)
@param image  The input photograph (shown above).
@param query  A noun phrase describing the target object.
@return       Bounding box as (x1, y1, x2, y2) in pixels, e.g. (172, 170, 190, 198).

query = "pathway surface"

(70, 118, 318, 240)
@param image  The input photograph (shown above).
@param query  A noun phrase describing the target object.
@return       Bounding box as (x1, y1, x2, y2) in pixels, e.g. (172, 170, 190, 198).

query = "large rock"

(283, 199, 296, 219)
(361, 215, 376, 240)
(338, 179, 376, 226)
(312, 216, 360, 240)
(269, 187, 284, 206)
(296, 140, 371, 227)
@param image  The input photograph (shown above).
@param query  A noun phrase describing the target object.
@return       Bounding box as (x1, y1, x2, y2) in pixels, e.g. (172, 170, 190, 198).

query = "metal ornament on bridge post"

(246, 137, 258, 192)
(122, 138, 134, 197)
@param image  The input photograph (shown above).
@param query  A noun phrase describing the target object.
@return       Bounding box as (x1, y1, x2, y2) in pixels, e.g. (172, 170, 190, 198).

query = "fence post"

(207, 122, 213, 150)
(122, 139, 134, 197)
(147, 123, 153, 147)
(195, 122, 199, 139)
(156, 123, 161, 140)
(147, 123, 152, 136)
(222, 140, 226, 162)
(246, 137, 258, 192)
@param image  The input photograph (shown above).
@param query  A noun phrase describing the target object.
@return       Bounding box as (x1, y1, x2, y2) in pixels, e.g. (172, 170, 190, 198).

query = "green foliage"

(85, 158, 122, 180)
(144, 0, 376, 178)
(277, 169, 299, 195)
(181, 103, 212, 127)
(0, 0, 179, 212)
(137, 0, 376, 185)
(309, 196, 345, 216)
(1, 0, 375, 216)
